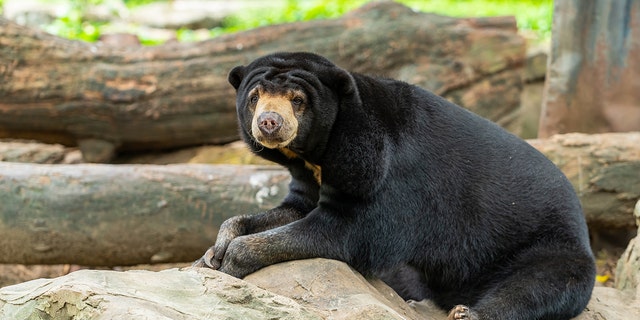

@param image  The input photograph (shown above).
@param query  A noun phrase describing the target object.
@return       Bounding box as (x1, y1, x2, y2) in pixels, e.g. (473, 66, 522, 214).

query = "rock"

(615, 200, 640, 300)
(77, 138, 118, 163)
(0, 259, 426, 320)
(523, 46, 548, 83)
(0, 140, 68, 164)
(1, 258, 637, 320)
(617, 234, 640, 300)
(573, 287, 639, 320)
(244, 259, 433, 320)
(0, 267, 319, 319)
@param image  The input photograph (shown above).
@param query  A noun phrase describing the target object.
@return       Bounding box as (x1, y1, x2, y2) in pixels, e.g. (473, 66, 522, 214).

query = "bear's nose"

(257, 112, 283, 135)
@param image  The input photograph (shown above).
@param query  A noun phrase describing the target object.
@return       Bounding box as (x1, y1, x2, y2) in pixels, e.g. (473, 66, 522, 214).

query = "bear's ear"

(329, 68, 361, 103)
(228, 65, 245, 90)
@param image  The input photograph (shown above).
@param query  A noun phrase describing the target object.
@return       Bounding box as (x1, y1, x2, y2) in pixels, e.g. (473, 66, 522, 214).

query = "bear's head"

(228, 52, 360, 162)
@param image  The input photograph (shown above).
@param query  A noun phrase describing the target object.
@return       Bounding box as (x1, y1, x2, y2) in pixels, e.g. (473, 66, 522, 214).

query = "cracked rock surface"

(1, 258, 638, 319)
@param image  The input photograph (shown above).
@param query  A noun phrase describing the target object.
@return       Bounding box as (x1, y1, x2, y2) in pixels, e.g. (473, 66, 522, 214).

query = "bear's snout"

(249, 90, 299, 149)
(257, 112, 283, 135)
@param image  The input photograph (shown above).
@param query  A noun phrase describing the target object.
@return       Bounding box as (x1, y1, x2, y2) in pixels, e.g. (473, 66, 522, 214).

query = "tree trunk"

(539, 0, 640, 137)
(0, 1, 525, 161)
(0, 132, 638, 266)
(0, 163, 290, 266)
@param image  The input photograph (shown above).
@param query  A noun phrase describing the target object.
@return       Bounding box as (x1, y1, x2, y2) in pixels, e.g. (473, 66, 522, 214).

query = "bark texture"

(0, 1, 525, 161)
(0, 163, 289, 265)
(529, 133, 640, 231)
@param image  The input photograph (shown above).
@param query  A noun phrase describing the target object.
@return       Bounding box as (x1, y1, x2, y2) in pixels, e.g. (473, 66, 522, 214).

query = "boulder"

(0, 140, 69, 164)
(615, 200, 640, 300)
(1, 259, 638, 320)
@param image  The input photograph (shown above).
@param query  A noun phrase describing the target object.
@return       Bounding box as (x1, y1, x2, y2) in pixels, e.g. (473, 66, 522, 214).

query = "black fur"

(194, 52, 595, 320)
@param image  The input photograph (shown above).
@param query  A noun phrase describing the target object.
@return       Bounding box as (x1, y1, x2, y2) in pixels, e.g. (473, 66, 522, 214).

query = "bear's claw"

(448, 305, 472, 320)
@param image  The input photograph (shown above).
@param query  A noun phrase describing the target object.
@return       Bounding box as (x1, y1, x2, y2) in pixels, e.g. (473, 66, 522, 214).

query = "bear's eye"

(249, 94, 259, 104)
(291, 96, 304, 107)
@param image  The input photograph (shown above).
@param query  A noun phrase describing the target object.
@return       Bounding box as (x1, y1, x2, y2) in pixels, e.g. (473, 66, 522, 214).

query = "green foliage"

(123, 0, 165, 8)
(217, 0, 365, 34)
(40, 0, 553, 45)
(212, 0, 552, 42)
(401, 0, 553, 39)
(44, 0, 105, 42)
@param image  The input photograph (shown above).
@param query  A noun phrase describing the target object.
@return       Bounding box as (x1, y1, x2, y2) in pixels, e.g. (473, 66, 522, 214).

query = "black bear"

(194, 52, 595, 320)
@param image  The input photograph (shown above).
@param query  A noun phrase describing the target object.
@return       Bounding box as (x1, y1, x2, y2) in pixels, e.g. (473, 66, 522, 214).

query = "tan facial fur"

(250, 87, 301, 149)
(280, 147, 322, 185)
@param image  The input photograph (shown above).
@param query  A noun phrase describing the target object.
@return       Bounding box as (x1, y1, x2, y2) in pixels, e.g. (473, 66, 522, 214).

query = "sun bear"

(194, 52, 595, 320)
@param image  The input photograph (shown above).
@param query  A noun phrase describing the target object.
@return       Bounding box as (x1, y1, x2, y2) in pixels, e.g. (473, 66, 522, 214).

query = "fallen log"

(0, 163, 290, 265)
(1, 132, 637, 266)
(528, 132, 640, 231)
(0, 1, 525, 162)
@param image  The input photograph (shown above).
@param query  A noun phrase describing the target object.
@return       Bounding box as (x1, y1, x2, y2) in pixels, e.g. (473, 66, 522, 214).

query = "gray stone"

(1, 259, 638, 319)
(615, 200, 640, 300)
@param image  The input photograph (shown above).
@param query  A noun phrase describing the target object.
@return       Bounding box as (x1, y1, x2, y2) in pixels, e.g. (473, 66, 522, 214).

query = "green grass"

(36, 0, 553, 44)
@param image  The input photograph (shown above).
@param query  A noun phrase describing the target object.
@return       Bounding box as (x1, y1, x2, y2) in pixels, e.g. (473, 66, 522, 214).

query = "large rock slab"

(0, 267, 319, 319)
(0, 259, 430, 320)
(0, 259, 637, 320)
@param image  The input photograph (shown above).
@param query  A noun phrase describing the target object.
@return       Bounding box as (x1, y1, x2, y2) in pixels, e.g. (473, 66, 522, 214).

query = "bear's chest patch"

(279, 147, 321, 185)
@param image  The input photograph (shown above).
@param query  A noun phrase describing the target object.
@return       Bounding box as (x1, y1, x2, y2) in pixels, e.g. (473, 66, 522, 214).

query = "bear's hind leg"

(459, 245, 595, 320)
(378, 264, 433, 301)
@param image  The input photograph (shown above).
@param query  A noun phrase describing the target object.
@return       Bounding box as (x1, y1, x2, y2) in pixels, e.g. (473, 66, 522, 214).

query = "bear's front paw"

(192, 246, 220, 269)
(192, 216, 248, 270)
(217, 237, 263, 279)
(448, 305, 476, 320)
